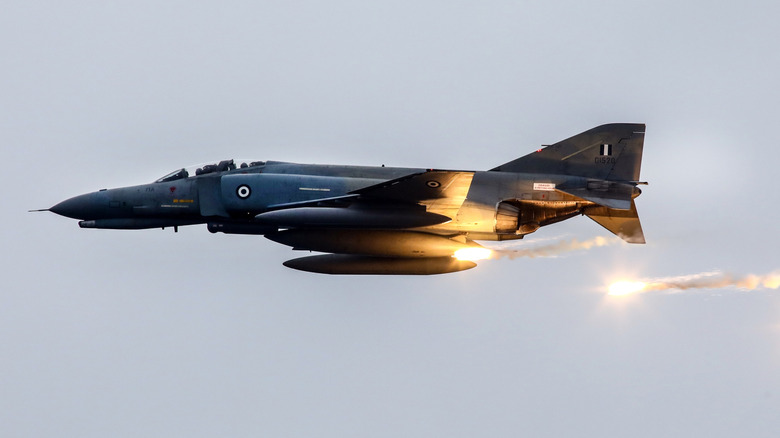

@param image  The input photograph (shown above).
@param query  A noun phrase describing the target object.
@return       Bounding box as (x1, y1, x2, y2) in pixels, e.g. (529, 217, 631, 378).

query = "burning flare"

(608, 281, 648, 296)
(607, 271, 780, 296)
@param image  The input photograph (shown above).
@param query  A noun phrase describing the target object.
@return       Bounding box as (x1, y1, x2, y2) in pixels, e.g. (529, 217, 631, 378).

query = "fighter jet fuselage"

(47, 123, 647, 274)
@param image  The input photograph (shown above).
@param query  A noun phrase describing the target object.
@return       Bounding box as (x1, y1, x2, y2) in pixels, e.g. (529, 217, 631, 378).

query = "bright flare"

(605, 270, 780, 296)
(453, 247, 493, 262)
(608, 281, 647, 296)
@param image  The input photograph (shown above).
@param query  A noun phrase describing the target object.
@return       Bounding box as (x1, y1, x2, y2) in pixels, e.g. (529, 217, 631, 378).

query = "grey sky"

(3, 0, 780, 436)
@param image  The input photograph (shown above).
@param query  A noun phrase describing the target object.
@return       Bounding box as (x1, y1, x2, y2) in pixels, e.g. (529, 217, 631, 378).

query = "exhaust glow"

(453, 247, 493, 262)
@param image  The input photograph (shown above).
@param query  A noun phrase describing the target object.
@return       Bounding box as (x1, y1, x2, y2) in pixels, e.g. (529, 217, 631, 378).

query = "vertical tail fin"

(493, 123, 647, 243)
(491, 123, 645, 182)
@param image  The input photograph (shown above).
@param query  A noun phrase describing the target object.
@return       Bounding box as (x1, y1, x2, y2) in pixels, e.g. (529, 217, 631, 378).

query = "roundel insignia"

(426, 180, 441, 188)
(236, 185, 251, 199)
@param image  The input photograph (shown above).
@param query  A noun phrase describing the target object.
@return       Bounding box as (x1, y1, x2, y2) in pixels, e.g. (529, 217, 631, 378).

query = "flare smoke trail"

(489, 236, 618, 259)
(609, 271, 780, 296)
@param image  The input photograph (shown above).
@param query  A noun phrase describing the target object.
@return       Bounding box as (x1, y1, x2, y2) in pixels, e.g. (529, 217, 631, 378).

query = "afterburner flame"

(453, 247, 493, 262)
(608, 281, 647, 296)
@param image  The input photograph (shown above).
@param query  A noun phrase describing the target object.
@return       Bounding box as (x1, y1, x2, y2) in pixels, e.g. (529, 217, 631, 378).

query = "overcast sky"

(3, 1, 780, 436)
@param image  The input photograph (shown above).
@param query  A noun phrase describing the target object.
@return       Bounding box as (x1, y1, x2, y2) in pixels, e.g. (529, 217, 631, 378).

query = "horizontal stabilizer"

(556, 182, 636, 210)
(584, 200, 645, 244)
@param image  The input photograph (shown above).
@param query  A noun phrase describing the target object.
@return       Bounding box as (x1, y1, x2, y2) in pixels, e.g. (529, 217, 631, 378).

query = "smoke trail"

(608, 271, 780, 295)
(490, 236, 619, 259)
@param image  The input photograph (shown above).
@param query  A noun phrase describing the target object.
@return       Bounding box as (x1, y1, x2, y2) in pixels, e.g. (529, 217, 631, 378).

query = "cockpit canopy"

(154, 159, 266, 183)
(155, 168, 190, 183)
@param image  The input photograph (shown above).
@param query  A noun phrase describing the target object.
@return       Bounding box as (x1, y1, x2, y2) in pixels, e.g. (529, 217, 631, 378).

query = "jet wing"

(266, 170, 475, 220)
(351, 170, 473, 200)
(351, 170, 475, 219)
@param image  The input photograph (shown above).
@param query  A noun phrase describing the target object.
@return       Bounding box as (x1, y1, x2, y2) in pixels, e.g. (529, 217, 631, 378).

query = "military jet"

(42, 123, 646, 275)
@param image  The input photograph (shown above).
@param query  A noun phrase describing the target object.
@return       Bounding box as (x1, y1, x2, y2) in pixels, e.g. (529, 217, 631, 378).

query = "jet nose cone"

(50, 192, 103, 220)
